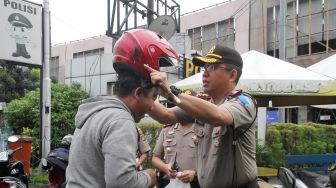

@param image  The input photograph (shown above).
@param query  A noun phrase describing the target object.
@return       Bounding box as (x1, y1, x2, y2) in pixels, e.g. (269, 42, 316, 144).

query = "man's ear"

(134, 87, 143, 101)
(229, 69, 238, 83)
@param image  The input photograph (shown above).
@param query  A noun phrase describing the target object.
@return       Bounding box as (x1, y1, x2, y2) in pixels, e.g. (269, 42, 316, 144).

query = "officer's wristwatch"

(166, 85, 182, 104)
(170, 85, 182, 96)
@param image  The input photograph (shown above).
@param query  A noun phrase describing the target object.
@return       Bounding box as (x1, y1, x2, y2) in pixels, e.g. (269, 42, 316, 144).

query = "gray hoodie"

(66, 96, 151, 188)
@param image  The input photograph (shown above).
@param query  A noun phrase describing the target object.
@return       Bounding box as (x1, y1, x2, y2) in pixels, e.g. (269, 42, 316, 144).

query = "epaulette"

(163, 124, 174, 128)
(137, 127, 145, 141)
(228, 90, 250, 107)
(228, 89, 242, 98)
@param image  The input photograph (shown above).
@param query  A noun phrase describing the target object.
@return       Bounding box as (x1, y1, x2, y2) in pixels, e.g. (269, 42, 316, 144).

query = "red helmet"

(112, 29, 179, 79)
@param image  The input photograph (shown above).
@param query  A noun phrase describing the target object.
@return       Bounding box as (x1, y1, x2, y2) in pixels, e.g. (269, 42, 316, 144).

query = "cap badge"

(208, 46, 215, 54)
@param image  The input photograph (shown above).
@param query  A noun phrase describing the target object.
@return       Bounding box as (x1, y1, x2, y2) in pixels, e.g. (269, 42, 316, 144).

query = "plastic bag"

(165, 179, 191, 188)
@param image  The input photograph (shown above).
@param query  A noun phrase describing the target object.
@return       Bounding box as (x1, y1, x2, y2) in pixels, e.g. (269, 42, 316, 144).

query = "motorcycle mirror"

(8, 135, 19, 142)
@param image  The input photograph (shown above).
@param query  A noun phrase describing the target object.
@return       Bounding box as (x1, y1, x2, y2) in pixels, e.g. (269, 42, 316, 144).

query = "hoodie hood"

(75, 96, 130, 129)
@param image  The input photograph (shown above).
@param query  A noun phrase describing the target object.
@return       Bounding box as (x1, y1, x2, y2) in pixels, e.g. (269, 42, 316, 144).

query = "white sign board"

(0, 0, 42, 66)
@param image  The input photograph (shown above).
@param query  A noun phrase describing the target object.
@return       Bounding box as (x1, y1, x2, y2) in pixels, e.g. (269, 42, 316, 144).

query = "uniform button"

(201, 175, 204, 179)
(203, 155, 206, 159)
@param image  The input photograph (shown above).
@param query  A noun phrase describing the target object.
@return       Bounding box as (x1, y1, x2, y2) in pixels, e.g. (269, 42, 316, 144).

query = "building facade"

(50, 0, 336, 125)
(180, 0, 336, 66)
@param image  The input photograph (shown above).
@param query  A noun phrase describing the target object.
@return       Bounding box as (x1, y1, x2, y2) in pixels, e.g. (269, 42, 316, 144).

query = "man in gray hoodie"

(66, 29, 180, 188)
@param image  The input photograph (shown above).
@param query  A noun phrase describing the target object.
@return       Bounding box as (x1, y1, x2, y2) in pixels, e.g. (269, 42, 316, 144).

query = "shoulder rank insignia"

(163, 124, 174, 128)
(228, 90, 250, 106)
(137, 127, 145, 141)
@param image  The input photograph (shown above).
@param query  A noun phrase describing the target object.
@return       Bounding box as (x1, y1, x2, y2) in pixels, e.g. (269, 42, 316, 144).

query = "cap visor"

(192, 56, 219, 66)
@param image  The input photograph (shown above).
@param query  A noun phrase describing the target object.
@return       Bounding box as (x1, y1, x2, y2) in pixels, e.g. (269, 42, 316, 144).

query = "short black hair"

(114, 70, 154, 97)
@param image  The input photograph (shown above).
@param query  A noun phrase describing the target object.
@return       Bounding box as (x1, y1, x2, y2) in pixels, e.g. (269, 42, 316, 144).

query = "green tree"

(4, 83, 88, 162)
(0, 60, 40, 103)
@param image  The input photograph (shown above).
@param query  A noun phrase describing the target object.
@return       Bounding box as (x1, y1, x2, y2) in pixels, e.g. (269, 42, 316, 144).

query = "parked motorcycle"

(295, 163, 336, 188)
(0, 135, 29, 188)
(41, 134, 72, 188)
(277, 167, 308, 188)
(278, 165, 336, 188)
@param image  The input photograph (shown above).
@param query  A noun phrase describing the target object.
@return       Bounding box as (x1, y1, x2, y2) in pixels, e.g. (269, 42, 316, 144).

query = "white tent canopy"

(174, 50, 333, 94)
(173, 50, 336, 107)
(307, 53, 336, 108)
(307, 53, 336, 79)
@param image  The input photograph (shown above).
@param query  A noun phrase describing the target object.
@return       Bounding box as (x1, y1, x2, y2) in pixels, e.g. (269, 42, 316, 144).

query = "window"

(73, 48, 104, 59)
(266, 0, 336, 58)
(187, 18, 235, 54)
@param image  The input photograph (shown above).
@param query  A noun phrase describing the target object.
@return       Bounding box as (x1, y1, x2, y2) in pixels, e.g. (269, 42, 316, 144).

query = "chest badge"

(192, 135, 198, 145)
(197, 129, 204, 137)
(213, 140, 220, 148)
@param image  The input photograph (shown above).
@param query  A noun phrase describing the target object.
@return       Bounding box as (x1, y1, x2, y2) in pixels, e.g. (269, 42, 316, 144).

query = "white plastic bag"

(164, 179, 191, 188)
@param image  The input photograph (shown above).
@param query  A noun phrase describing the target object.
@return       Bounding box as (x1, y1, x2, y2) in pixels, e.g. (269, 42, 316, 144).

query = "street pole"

(42, 0, 51, 157)
(279, 0, 287, 60)
(279, 0, 287, 123)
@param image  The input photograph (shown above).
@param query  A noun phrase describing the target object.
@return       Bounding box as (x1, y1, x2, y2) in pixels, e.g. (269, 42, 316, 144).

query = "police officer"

(152, 121, 200, 188)
(136, 127, 151, 171)
(8, 13, 33, 59)
(145, 45, 259, 188)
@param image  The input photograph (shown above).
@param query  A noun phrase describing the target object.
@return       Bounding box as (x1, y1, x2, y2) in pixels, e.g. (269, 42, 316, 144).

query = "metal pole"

(279, 0, 287, 123)
(279, 0, 287, 60)
(147, 0, 154, 26)
(42, 0, 51, 157)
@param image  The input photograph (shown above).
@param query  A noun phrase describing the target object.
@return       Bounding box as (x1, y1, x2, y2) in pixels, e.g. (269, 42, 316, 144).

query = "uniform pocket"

(163, 139, 177, 157)
(163, 139, 177, 147)
(211, 130, 230, 155)
(188, 142, 196, 158)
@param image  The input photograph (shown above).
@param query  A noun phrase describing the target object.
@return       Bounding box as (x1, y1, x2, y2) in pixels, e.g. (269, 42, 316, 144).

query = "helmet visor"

(158, 56, 181, 73)
(158, 56, 179, 67)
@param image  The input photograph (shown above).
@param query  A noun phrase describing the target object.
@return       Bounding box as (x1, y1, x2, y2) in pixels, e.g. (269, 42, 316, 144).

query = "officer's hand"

(144, 64, 170, 98)
(164, 163, 177, 179)
(135, 161, 141, 171)
(144, 169, 157, 188)
(177, 170, 196, 183)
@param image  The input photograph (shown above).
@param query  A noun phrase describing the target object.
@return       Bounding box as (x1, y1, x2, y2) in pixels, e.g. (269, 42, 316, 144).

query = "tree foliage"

(0, 60, 40, 103)
(258, 122, 336, 168)
(4, 83, 88, 150)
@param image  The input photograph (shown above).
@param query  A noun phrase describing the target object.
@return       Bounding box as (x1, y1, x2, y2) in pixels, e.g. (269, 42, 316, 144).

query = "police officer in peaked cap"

(8, 13, 33, 59)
